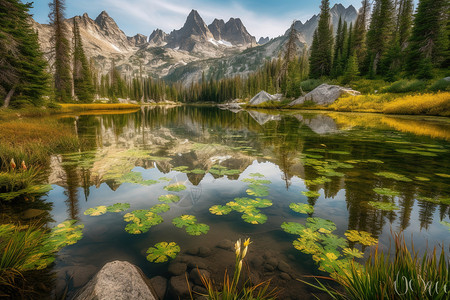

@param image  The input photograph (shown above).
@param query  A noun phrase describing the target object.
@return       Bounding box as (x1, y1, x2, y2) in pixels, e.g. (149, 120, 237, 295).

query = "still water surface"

(36, 107, 450, 298)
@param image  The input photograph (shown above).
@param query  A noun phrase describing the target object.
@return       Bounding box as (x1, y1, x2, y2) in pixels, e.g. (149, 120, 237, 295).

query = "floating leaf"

(173, 166, 189, 172)
(246, 185, 269, 197)
(150, 204, 170, 214)
(436, 173, 450, 178)
(345, 230, 378, 246)
(164, 183, 187, 192)
(124, 210, 163, 234)
(304, 177, 332, 186)
(321, 234, 347, 250)
(146, 242, 180, 263)
(106, 203, 130, 213)
(307, 218, 336, 234)
(118, 172, 157, 186)
(396, 149, 437, 157)
(290, 203, 314, 214)
(84, 206, 107, 216)
(302, 191, 321, 198)
(190, 169, 206, 174)
(159, 177, 171, 182)
(249, 173, 265, 178)
(375, 172, 412, 182)
(343, 247, 364, 258)
(368, 201, 399, 211)
(373, 188, 400, 197)
(415, 176, 430, 181)
(158, 194, 180, 203)
(172, 215, 197, 228)
(242, 178, 272, 185)
(185, 223, 210, 235)
(252, 198, 272, 208)
(281, 222, 306, 235)
(242, 212, 267, 224)
(293, 237, 322, 254)
(43, 220, 84, 253)
(209, 205, 232, 215)
(328, 150, 351, 155)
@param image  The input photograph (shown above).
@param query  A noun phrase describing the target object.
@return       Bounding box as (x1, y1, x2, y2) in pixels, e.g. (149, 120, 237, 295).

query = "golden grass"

(331, 92, 450, 116)
(59, 103, 140, 111)
(383, 92, 450, 116)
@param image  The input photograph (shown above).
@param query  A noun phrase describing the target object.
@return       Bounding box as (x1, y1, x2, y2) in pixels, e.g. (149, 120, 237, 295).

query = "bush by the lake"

(383, 92, 450, 117)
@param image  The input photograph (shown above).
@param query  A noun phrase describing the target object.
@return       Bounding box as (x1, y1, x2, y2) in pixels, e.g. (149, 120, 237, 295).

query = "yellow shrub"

(383, 93, 450, 116)
(59, 103, 140, 111)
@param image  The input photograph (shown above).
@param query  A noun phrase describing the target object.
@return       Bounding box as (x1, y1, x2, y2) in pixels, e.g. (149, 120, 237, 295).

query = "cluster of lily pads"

(172, 215, 210, 235)
(395, 145, 447, 157)
(84, 203, 131, 216)
(209, 174, 273, 225)
(301, 152, 354, 178)
(146, 241, 181, 263)
(164, 182, 187, 192)
(124, 204, 170, 234)
(171, 164, 240, 177)
(282, 216, 378, 279)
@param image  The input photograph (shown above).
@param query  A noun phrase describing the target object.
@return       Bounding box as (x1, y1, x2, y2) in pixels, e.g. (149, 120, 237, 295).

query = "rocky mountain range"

(33, 4, 357, 85)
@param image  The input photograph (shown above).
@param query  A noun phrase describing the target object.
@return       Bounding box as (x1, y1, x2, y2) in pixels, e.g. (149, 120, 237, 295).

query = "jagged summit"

(148, 29, 167, 46)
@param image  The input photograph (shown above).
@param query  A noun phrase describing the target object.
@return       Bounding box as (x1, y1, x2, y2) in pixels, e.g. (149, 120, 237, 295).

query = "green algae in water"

(281, 222, 306, 235)
(158, 194, 180, 203)
(124, 210, 163, 234)
(164, 183, 187, 192)
(150, 204, 170, 214)
(106, 203, 130, 213)
(209, 205, 232, 215)
(368, 201, 399, 211)
(302, 191, 321, 198)
(185, 223, 210, 235)
(441, 221, 450, 232)
(290, 203, 315, 214)
(373, 188, 400, 197)
(344, 230, 378, 246)
(375, 172, 412, 182)
(242, 212, 268, 224)
(84, 206, 108, 216)
(146, 242, 180, 263)
(172, 215, 197, 228)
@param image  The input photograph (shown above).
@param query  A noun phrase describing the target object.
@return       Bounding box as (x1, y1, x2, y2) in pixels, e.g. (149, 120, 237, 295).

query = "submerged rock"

(149, 276, 167, 300)
(169, 274, 192, 299)
(289, 84, 360, 106)
(73, 261, 157, 300)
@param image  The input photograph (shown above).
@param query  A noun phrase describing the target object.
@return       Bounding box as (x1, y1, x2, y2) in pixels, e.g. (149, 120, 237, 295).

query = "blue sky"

(29, 0, 362, 39)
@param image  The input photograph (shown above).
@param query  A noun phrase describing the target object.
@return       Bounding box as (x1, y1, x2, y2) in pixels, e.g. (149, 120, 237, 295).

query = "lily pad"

(106, 203, 131, 213)
(436, 173, 450, 178)
(249, 173, 265, 178)
(305, 177, 332, 186)
(146, 242, 180, 263)
(373, 188, 400, 197)
(173, 166, 189, 172)
(281, 222, 306, 235)
(185, 223, 210, 236)
(246, 185, 269, 197)
(302, 191, 321, 198)
(209, 205, 232, 215)
(84, 206, 108, 216)
(159, 177, 171, 181)
(328, 150, 351, 155)
(158, 194, 180, 203)
(415, 176, 430, 181)
(375, 172, 412, 182)
(306, 218, 336, 234)
(150, 204, 170, 214)
(293, 236, 322, 254)
(172, 215, 197, 228)
(368, 201, 399, 211)
(321, 234, 347, 250)
(164, 183, 187, 192)
(124, 210, 163, 234)
(43, 220, 84, 253)
(242, 212, 267, 224)
(290, 203, 315, 214)
(345, 230, 378, 246)
(190, 169, 206, 174)
(242, 178, 272, 185)
(343, 247, 364, 258)
(396, 149, 437, 157)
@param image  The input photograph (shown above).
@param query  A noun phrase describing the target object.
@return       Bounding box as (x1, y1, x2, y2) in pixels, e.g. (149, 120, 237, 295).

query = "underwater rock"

(186, 257, 208, 270)
(149, 276, 167, 300)
(250, 256, 264, 268)
(169, 274, 192, 299)
(216, 239, 233, 250)
(264, 263, 275, 272)
(277, 260, 291, 273)
(192, 285, 208, 294)
(198, 246, 212, 257)
(186, 247, 199, 255)
(73, 261, 156, 300)
(280, 272, 291, 280)
(265, 257, 278, 268)
(168, 262, 187, 276)
(189, 268, 210, 286)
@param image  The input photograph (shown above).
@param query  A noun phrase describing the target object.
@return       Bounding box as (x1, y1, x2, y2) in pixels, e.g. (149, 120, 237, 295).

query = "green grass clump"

(383, 80, 427, 93)
(300, 79, 324, 92)
(428, 78, 450, 92)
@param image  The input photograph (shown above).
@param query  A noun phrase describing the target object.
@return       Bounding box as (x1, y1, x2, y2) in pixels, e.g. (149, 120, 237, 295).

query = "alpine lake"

(3, 106, 450, 299)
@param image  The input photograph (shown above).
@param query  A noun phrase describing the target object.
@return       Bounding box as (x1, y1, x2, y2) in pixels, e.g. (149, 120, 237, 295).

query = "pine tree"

(353, 0, 371, 67)
(406, 0, 448, 78)
(309, 0, 334, 78)
(49, 0, 72, 102)
(343, 51, 360, 84)
(72, 18, 94, 103)
(365, 0, 396, 76)
(0, 0, 49, 108)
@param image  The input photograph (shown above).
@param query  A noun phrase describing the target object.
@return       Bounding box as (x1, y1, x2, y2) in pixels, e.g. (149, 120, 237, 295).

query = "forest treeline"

(0, 0, 448, 107)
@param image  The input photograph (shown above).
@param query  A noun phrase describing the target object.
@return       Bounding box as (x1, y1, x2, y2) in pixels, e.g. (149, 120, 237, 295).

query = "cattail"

(10, 158, 16, 170)
(21, 161, 27, 170)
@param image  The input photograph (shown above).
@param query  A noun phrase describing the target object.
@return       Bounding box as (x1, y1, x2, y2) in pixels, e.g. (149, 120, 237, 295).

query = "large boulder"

(249, 91, 282, 105)
(289, 84, 360, 106)
(73, 261, 157, 300)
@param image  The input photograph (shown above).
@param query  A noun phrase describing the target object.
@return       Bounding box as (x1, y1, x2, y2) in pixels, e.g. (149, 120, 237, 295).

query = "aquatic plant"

(146, 242, 180, 263)
(415, 176, 430, 181)
(301, 191, 321, 198)
(304, 177, 332, 186)
(372, 188, 400, 197)
(84, 206, 108, 216)
(158, 194, 180, 203)
(396, 149, 437, 157)
(242, 212, 268, 224)
(246, 185, 269, 197)
(172, 215, 209, 235)
(435, 173, 450, 178)
(149, 204, 170, 214)
(289, 203, 315, 214)
(172, 215, 197, 228)
(123, 210, 163, 234)
(119, 172, 158, 186)
(344, 230, 378, 246)
(368, 202, 399, 211)
(209, 205, 233, 215)
(185, 223, 210, 235)
(374, 172, 412, 182)
(164, 183, 187, 192)
(172, 166, 189, 172)
(209, 165, 241, 176)
(249, 173, 265, 178)
(0, 182, 52, 201)
(281, 222, 306, 235)
(242, 178, 272, 185)
(159, 177, 171, 182)
(304, 232, 450, 299)
(307, 218, 337, 234)
(193, 238, 277, 300)
(190, 169, 206, 174)
(106, 203, 131, 213)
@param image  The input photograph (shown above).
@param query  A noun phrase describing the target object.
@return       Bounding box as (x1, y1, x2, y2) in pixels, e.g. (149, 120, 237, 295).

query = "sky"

(29, 0, 363, 39)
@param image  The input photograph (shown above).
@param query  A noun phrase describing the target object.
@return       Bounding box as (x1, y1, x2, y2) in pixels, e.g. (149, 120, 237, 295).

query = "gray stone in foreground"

(73, 260, 156, 300)
(289, 84, 360, 106)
